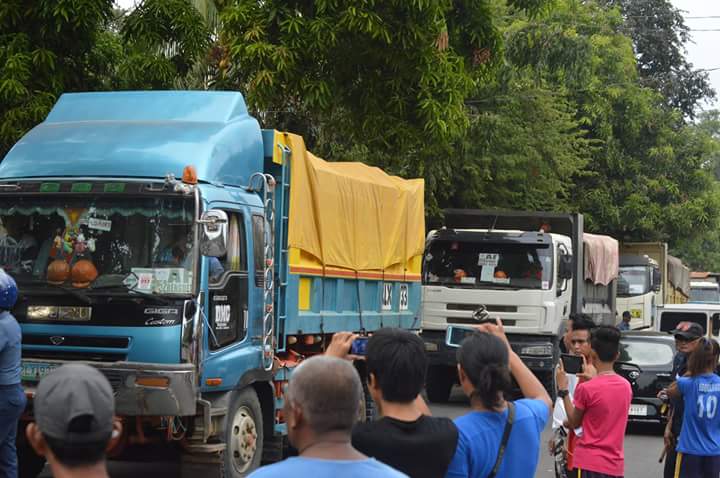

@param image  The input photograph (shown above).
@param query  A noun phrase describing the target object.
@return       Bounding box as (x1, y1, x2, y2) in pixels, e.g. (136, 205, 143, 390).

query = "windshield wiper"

(15, 279, 92, 304)
(88, 283, 173, 304)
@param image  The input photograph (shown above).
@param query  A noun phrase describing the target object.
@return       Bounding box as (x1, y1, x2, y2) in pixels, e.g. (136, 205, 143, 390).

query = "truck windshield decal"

(423, 240, 552, 290)
(0, 195, 194, 295)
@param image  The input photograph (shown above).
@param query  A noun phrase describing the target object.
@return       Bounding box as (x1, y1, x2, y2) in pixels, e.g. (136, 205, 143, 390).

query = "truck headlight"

(520, 344, 553, 356)
(424, 342, 439, 352)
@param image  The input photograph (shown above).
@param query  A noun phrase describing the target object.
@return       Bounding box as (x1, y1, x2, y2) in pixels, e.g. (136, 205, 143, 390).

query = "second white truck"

(421, 210, 618, 402)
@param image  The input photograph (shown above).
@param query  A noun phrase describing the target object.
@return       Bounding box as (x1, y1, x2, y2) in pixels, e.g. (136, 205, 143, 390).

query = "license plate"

(629, 404, 648, 416)
(21, 362, 58, 382)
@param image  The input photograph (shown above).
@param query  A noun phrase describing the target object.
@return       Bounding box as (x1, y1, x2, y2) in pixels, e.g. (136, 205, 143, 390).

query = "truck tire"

(426, 366, 454, 403)
(17, 424, 46, 478)
(223, 388, 264, 477)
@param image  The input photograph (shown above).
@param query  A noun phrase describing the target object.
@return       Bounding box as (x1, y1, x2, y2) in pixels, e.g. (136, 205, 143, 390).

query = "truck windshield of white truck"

(423, 239, 553, 289)
(0, 195, 194, 295)
(617, 265, 652, 297)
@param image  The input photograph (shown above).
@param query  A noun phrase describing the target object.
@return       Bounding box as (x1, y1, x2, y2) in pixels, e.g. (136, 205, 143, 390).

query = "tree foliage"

(2, 0, 720, 269)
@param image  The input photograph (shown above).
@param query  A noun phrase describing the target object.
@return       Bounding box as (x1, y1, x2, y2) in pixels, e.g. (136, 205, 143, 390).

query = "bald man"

(248, 356, 407, 477)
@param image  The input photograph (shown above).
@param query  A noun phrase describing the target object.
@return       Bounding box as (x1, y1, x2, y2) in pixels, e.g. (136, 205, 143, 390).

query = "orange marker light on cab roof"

(182, 165, 198, 185)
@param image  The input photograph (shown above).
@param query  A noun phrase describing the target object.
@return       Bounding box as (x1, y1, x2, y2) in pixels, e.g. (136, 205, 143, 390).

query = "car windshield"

(618, 266, 651, 297)
(690, 287, 720, 303)
(0, 196, 194, 295)
(423, 240, 552, 289)
(619, 340, 674, 367)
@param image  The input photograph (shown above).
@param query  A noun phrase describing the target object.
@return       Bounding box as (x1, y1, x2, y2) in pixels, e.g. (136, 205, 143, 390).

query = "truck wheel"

(17, 424, 46, 478)
(426, 366, 454, 403)
(223, 388, 264, 477)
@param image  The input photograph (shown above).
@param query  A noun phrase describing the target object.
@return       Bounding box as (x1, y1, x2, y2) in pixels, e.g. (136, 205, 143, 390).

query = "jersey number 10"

(697, 395, 718, 419)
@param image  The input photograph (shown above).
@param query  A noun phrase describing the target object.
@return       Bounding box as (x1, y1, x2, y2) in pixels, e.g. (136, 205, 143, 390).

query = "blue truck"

(0, 91, 424, 476)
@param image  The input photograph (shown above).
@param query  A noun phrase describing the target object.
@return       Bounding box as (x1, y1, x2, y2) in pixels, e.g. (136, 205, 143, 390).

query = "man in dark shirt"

(327, 328, 458, 478)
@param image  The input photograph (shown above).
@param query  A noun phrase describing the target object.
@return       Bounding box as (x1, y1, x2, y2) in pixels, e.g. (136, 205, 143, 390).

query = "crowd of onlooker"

(2, 278, 720, 478)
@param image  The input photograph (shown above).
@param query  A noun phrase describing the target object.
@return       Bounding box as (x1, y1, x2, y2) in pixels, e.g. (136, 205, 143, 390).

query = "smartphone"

(350, 336, 369, 356)
(445, 326, 477, 348)
(561, 353, 584, 375)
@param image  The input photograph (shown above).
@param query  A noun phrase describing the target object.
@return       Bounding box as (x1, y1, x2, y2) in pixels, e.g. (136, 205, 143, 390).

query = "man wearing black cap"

(661, 321, 704, 478)
(25, 364, 121, 478)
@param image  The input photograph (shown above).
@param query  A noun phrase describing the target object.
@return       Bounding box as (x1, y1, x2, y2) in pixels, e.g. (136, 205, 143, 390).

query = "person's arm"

(555, 361, 585, 429)
(475, 320, 552, 410)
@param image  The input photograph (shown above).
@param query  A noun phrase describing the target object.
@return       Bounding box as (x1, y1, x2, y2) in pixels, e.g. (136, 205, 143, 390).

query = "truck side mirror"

(559, 254, 573, 280)
(199, 209, 228, 257)
(651, 268, 661, 292)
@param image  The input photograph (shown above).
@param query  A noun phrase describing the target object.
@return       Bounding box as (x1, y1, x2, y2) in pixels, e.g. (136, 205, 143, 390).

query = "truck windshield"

(0, 196, 194, 295)
(690, 287, 720, 303)
(423, 240, 552, 289)
(618, 266, 651, 297)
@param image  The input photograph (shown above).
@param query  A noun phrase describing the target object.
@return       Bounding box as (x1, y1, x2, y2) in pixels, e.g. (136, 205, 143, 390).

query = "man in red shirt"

(556, 326, 632, 478)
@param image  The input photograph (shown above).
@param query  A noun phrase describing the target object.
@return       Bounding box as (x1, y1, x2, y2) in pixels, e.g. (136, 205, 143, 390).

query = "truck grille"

(448, 317, 517, 326)
(23, 335, 130, 348)
(447, 304, 518, 312)
(22, 351, 127, 362)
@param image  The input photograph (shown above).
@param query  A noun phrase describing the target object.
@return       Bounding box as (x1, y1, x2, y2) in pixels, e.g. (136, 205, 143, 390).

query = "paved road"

(38, 387, 665, 477)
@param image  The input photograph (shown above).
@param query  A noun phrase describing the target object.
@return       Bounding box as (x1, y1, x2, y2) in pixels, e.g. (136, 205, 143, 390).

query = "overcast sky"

(672, 0, 720, 110)
(113, 0, 720, 110)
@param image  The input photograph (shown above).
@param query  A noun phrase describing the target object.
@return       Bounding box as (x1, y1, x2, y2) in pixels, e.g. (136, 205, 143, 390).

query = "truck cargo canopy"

(583, 233, 619, 286)
(284, 133, 425, 271)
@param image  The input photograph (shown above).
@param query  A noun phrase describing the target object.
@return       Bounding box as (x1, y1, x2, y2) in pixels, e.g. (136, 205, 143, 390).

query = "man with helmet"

(0, 269, 23, 478)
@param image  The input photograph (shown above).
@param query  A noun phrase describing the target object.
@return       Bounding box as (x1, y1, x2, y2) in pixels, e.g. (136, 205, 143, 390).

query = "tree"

(0, 0, 115, 157)
(602, 0, 715, 118)
(218, 0, 548, 210)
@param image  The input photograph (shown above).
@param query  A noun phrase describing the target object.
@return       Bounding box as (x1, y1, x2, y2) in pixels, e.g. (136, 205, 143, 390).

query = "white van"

(657, 303, 720, 338)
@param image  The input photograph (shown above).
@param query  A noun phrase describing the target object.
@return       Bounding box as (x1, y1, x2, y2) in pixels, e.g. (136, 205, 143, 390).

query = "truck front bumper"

(22, 359, 197, 416)
(421, 330, 457, 367)
(421, 330, 558, 371)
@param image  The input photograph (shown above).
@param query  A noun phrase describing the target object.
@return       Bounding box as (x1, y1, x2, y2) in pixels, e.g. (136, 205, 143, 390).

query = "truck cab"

(689, 281, 720, 303)
(616, 254, 662, 329)
(421, 210, 617, 402)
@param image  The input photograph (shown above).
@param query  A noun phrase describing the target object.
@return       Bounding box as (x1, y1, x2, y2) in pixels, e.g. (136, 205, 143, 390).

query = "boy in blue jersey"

(669, 337, 720, 477)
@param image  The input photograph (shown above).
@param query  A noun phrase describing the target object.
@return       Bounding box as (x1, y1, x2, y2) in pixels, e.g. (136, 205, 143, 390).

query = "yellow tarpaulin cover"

(283, 132, 425, 272)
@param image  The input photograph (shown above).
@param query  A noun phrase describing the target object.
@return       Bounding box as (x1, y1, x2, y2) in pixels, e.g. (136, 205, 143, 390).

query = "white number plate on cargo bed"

(21, 362, 59, 382)
(629, 404, 648, 416)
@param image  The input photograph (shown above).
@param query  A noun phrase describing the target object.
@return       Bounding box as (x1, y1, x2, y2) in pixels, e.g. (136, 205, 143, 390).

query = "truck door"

(204, 211, 254, 383)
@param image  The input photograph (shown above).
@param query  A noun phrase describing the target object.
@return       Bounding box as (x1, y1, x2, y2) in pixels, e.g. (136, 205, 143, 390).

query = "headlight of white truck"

(520, 344, 553, 356)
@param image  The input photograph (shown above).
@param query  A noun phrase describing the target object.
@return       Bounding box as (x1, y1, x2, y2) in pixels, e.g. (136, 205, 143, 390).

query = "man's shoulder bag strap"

(487, 401, 516, 478)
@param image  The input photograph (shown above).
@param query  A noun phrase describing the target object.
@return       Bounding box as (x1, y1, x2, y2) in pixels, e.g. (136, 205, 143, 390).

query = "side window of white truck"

(208, 212, 249, 350)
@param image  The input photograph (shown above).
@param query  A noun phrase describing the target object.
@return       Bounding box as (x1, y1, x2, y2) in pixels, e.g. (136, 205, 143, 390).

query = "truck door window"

(209, 214, 247, 285)
(209, 212, 249, 350)
(251, 215, 265, 287)
(659, 312, 707, 334)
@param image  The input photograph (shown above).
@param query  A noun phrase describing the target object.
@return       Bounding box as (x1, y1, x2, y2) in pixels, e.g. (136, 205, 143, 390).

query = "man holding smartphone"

(551, 315, 597, 478)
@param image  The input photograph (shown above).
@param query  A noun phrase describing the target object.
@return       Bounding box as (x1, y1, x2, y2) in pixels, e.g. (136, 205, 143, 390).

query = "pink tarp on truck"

(583, 233, 619, 286)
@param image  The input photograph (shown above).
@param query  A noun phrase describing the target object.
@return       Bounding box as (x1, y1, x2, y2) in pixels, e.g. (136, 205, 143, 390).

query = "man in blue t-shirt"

(248, 356, 406, 478)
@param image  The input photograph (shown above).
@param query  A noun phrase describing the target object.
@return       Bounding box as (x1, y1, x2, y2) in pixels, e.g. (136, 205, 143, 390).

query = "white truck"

(616, 253, 662, 329)
(616, 242, 690, 330)
(421, 210, 618, 402)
